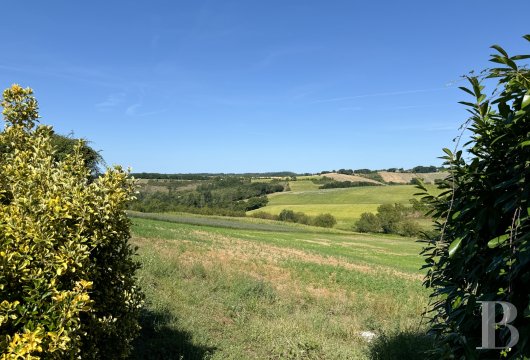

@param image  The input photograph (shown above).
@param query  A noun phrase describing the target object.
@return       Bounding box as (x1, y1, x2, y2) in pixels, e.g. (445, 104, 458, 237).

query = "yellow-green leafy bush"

(0, 85, 143, 359)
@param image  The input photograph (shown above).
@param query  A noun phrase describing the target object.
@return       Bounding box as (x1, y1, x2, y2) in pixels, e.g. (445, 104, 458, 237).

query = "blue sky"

(0, 1, 528, 173)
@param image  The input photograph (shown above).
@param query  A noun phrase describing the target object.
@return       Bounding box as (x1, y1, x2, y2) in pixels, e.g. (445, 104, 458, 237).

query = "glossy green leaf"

(512, 55, 530, 60)
(458, 86, 475, 97)
(487, 234, 509, 248)
(522, 91, 530, 109)
(448, 237, 463, 258)
(491, 44, 508, 57)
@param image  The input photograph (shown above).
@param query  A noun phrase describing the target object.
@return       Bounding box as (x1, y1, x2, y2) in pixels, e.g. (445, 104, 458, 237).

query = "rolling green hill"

(249, 182, 436, 230)
(130, 214, 430, 359)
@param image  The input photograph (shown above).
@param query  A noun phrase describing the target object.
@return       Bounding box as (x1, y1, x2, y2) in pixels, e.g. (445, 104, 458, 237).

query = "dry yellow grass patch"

(322, 172, 383, 184)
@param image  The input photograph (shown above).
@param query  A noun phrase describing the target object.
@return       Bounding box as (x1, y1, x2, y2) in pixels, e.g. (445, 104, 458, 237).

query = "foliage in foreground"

(0, 85, 143, 358)
(420, 36, 530, 358)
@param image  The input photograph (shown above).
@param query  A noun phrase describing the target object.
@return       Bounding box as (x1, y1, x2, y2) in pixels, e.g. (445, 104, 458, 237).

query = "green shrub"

(376, 203, 406, 234)
(356, 213, 382, 233)
(278, 209, 297, 222)
(312, 213, 337, 228)
(0, 85, 143, 359)
(408, 177, 422, 186)
(250, 211, 278, 220)
(293, 212, 312, 225)
(420, 37, 530, 358)
(398, 219, 421, 237)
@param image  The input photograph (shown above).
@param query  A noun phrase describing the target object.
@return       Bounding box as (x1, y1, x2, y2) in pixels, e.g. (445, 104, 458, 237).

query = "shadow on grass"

(368, 330, 434, 360)
(131, 309, 216, 360)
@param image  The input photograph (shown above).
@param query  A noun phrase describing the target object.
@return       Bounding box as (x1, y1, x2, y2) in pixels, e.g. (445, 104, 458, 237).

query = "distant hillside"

(378, 171, 447, 184)
(321, 172, 383, 185)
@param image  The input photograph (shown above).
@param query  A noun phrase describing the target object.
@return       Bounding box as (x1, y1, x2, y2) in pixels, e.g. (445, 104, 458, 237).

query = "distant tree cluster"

(356, 203, 429, 237)
(132, 171, 303, 179)
(251, 209, 337, 228)
(129, 177, 285, 215)
(337, 169, 354, 175)
(318, 166, 445, 176)
(132, 173, 211, 180)
(411, 165, 438, 173)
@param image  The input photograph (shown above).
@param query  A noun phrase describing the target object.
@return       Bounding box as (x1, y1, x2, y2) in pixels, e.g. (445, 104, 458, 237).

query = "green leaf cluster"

(0, 85, 143, 359)
(419, 36, 530, 358)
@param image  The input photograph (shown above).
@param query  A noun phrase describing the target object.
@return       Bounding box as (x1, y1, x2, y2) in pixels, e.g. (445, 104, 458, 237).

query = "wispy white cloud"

(391, 104, 434, 110)
(125, 103, 166, 117)
(315, 87, 449, 103)
(95, 92, 126, 111)
(251, 45, 321, 71)
(125, 104, 141, 116)
(0, 63, 126, 89)
(385, 122, 459, 132)
(338, 106, 363, 111)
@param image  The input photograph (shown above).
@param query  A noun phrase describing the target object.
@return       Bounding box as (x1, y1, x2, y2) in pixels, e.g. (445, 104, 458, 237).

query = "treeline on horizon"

(131, 165, 445, 179)
(319, 165, 446, 175)
(131, 171, 305, 179)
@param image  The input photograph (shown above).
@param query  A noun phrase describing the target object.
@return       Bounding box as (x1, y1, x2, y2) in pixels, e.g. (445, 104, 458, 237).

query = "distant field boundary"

(126, 211, 344, 234)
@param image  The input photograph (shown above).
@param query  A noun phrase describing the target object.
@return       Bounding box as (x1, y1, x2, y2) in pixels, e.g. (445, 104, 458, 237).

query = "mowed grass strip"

(266, 185, 427, 205)
(130, 217, 431, 359)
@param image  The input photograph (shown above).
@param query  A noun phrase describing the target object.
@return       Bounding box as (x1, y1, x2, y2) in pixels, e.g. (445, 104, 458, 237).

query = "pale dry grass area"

(322, 173, 383, 184)
(130, 217, 431, 359)
(378, 171, 447, 184)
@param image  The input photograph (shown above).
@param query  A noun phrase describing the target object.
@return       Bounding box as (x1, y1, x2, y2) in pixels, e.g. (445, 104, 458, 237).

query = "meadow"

(129, 213, 432, 359)
(249, 182, 436, 230)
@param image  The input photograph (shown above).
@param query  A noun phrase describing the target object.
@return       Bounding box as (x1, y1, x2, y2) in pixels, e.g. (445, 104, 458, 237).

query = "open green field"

(130, 214, 432, 359)
(249, 183, 436, 230)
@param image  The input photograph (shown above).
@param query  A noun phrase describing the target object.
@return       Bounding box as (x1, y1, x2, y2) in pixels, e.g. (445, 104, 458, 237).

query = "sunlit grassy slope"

(130, 214, 431, 359)
(249, 183, 436, 230)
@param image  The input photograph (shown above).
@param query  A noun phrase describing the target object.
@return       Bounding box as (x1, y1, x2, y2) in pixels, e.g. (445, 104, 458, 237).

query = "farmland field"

(249, 183, 436, 230)
(129, 214, 431, 359)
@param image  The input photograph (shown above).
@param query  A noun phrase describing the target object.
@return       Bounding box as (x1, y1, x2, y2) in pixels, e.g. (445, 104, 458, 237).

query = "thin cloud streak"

(315, 87, 450, 103)
(125, 103, 167, 117)
(0, 64, 127, 90)
(95, 93, 126, 110)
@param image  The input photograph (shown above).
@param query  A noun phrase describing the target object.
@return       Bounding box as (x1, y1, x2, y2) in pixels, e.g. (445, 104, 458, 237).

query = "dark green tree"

(419, 36, 530, 358)
(377, 203, 406, 234)
(0, 131, 103, 177)
(50, 134, 103, 177)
